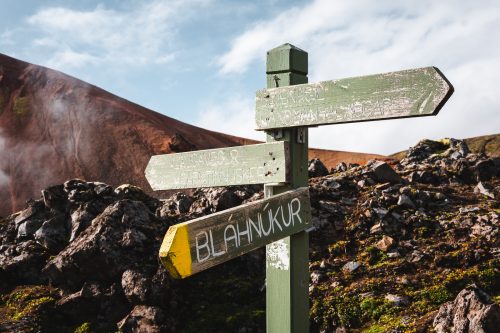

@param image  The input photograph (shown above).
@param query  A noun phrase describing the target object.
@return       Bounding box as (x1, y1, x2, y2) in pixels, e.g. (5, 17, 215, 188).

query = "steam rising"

(0, 130, 10, 187)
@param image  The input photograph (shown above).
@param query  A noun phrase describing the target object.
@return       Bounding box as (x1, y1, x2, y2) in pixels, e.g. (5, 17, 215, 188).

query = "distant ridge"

(389, 133, 500, 160)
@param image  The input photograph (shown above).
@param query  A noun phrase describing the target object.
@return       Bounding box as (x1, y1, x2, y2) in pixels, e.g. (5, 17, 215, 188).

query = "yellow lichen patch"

(1, 285, 57, 322)
(13, 96, 31, 117)
(159, 223, 192, 279)
(73, 322, 94, 333)
(438, 138, 451, 146)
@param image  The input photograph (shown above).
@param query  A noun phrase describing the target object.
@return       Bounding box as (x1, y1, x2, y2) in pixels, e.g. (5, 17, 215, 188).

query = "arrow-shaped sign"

(255, 66, 453, 130)
(145, 142, 289, 190)
(159, 187, 311, 279)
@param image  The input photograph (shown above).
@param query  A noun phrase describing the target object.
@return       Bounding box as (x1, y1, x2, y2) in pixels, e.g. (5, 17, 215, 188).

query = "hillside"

(0, 53, 381, 217)
(390, 134, 500, 160)
(0, 137, 498, 332)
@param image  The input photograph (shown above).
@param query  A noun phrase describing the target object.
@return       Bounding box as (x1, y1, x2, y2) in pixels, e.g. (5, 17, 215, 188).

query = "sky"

(1, 0, 499, 155)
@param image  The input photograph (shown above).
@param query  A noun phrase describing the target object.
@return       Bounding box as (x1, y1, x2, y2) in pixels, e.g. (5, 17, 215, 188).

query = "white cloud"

(26, 0, 208, 70)
(214, 0, 500, 154)
(195, 96, 263, 142)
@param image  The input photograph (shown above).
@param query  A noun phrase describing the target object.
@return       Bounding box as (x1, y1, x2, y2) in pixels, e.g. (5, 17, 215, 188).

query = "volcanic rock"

(475, 182, 495, 199)
(385, 294, 409, 307)
(342, 261, 361, 273)
(375, 235, 394, 252)
(42, 200, 166, 289)
(474, 159, 497, 182)
(0, 134, 499, 332)
(118, 305, 175, 333)
(309, 158, 329, 178)
(121, 269, 152, 304)
(367, 160, 402, 183)
(397, 194, 416, 209)
(433, 285, 500, 333)
(34, 213, 69, 252)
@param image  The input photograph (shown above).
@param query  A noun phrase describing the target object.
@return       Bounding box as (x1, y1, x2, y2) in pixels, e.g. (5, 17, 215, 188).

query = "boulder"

(475, 182, 495, 199)
(308, 158, 329, 178)
(375, 235, 394, 252)
(118, 305, 175, 333)
(114, 184, 160, 212)
(0, 240, 49, 284)
(368, 161, 401, 183)
(474, 159, 497, 182)
(174, 193, 193, 214)
(342, 261, 361, 273)
(449, 138, 470, 158)
(334, 162, 348, 173)
(397, 194, 416, 209)
(17, 218, 44, 239)
(121, 269, 151, 304)
(69, 203, 98, 242)
(433, 285, 500, 333)
(385, 294, 409, 307)
(41, 185, 67, 211)
(208, 189, 242, 212)
(34, 214, 69, 252)
(42, 200, 166, 289)
(402, 139, 449, 164)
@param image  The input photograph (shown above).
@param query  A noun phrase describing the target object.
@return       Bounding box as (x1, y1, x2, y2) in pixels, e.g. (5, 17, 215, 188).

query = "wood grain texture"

(159, 187, 311, 279)
(145, 142, 289, 190)
(256, 66, 453, 130)
(264, 43, 310, 333)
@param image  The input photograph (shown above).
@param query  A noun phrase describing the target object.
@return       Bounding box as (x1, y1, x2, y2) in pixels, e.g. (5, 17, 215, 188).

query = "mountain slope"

(0, 54, 385, 217)
(0, 53, 255, 216)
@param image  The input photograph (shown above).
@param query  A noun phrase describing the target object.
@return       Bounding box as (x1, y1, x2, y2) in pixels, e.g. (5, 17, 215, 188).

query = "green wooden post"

(265, 43, 309, 333)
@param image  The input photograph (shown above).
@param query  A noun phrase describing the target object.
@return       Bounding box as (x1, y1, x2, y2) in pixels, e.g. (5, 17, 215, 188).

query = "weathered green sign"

(145, 42, 454, 333)
(145, 142, 289, 190)
(255, 66, 453, 130)
(159, 187, 311, 279)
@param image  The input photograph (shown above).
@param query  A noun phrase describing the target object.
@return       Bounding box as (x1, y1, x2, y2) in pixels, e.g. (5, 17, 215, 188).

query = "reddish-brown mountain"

(0, 53, 383, 217)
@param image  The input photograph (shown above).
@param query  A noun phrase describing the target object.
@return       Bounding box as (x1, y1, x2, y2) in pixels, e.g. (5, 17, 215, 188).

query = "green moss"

(362, 324, 386, 333)
(3, 285, 57, 322)
(74, 322, 94, 333)
(410, 300, 435, 315)
(12, 96, 31, 117)
(477, 268, 500, 292)
(439, 259, 500, 294)
(364, 246, 387, 266)
(415, 226, 432, 238)
(361, 315, 413, 333)
(329, 240, 347, 256)
(360, 297, 397, 321)
(417, 285, 453, 306)
(311, 292, 363, 329)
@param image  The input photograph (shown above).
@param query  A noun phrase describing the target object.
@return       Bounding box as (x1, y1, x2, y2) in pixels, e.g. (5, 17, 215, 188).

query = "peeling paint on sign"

(267, 239, 289, 270)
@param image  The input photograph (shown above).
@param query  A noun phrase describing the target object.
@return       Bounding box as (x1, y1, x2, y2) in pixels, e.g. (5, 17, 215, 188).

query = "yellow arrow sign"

(159, 187, 311, 279)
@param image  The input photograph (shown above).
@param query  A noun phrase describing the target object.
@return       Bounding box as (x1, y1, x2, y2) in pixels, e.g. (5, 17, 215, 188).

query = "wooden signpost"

(159, 187, 311, 279)
(145, 42, 453, 333)
(255, 66, 453, 130)
(145, 142, 290, 190)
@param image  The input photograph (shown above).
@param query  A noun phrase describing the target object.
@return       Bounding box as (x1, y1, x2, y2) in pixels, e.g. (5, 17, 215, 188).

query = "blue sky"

(1, 0, 499, 154)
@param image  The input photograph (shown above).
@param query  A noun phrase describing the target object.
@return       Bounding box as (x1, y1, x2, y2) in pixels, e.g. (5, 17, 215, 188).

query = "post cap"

(266, 43, 308, 75)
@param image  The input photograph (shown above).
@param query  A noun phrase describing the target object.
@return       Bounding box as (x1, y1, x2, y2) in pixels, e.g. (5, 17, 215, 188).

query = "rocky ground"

(0, 138, 499, 333)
